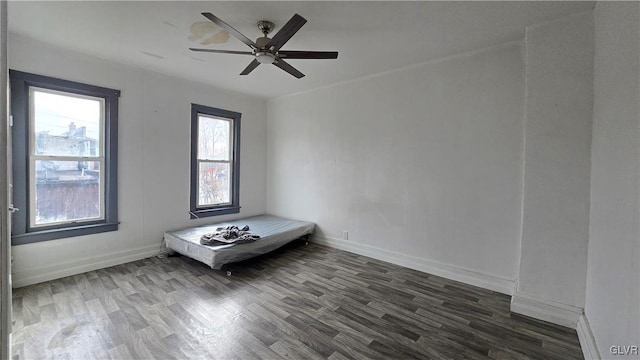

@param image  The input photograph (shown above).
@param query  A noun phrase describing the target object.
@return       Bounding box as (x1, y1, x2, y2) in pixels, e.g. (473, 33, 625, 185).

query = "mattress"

(164, 215, 315, 269)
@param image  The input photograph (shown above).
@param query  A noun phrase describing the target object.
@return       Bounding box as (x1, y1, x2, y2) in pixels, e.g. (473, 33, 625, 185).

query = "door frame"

(1, 1, 12, 358)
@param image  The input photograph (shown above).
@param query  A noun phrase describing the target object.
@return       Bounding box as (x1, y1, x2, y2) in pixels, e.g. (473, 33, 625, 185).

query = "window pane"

(198, 115, 230, 161)
(198, 162, 230, 206)
(33, 89, 102, 157)
(33, 160, 102, 226)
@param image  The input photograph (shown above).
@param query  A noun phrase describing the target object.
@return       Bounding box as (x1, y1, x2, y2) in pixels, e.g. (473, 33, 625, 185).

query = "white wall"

(584, 2, 640, 358)
(267, 43, 525, 293)
(9, 34, 268, 287)
(514, 11, 593, 324)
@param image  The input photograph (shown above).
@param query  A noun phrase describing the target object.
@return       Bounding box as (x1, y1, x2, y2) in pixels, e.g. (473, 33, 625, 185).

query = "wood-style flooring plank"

(12, 241, 583, 360)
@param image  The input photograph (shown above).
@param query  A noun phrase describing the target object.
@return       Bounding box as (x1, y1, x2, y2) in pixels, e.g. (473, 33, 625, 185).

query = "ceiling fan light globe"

(256, 52, 276, 64)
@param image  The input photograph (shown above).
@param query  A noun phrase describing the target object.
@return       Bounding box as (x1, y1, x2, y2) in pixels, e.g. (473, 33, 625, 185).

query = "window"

(10, 70, 120, 244)
(190, 104, 241, 218)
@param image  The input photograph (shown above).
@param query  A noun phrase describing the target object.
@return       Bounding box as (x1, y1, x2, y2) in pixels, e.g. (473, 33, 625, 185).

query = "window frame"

(10, 70, 120, 244)
(28, 87, 106, 228)
(190, 103, 241, 218)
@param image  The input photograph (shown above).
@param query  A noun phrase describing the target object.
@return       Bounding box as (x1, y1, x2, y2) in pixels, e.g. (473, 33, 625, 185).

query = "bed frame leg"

(301, 234, 310, 246)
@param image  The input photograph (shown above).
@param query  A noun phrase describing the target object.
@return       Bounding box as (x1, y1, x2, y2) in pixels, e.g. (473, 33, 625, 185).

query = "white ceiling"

(8, 1, 594, 99)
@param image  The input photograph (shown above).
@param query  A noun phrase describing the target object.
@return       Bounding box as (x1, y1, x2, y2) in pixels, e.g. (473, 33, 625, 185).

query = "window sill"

(12, 222, 120, 245)
(190, 206, 241, 219)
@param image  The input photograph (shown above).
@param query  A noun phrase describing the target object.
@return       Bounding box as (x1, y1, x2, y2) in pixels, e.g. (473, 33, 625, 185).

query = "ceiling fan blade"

(273, 58, 305, 79)
(278, 51, 338, 59)
(201, 12, 257, 49)
(240, 59, 260, 75)
(189, 48, 253, 55)
(266, 14, 307, 51)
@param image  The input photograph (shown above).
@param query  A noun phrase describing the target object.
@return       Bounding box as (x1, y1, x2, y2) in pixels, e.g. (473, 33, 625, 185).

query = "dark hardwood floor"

(11, 241, 583, 359)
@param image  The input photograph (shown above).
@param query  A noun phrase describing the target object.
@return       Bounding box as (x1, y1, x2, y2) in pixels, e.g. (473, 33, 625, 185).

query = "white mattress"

(164, 215, 315, 269)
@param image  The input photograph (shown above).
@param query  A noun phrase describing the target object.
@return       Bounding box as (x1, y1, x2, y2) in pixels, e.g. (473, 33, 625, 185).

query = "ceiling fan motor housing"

(255, 36, 272, 49)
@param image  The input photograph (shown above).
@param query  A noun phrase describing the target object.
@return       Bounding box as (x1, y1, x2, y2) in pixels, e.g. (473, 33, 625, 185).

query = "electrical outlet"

(342, 230, 348, 240)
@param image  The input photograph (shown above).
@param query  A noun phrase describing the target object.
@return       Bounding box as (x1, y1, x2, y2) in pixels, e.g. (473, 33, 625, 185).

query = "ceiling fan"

(190, 13, 338, 79)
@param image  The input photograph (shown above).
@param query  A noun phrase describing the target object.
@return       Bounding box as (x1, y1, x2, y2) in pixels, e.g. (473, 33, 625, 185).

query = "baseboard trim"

(12, 244, 161, 288)
(312, 235, 515, 295)
(510, 292, 583, 328)
(577, 313, 601, 360)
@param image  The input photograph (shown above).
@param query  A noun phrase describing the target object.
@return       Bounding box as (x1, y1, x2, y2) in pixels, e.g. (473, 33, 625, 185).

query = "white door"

(0, 1, 12, 358)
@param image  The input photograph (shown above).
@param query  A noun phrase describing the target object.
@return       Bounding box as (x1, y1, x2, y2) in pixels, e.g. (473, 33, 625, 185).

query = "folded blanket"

(200, 225, 260, 246)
